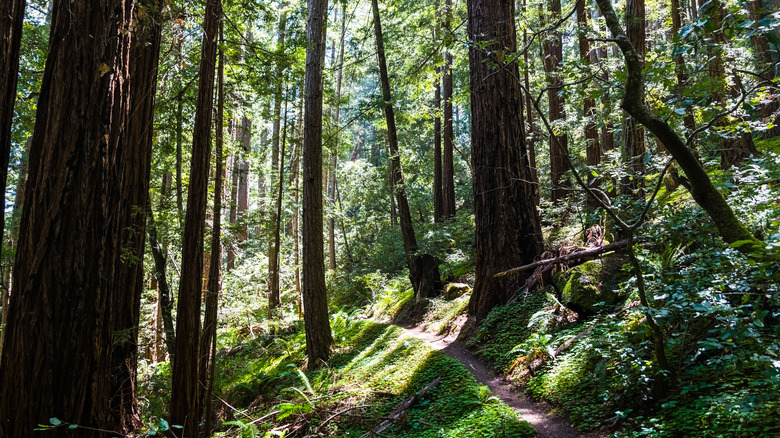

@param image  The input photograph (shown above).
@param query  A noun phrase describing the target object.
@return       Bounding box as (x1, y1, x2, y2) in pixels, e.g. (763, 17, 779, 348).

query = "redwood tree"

(302, 0, 334, 367)
(543, 0, 570, 202)
(170, 0, 221, 432)
(442, 0, 456, 218)
(0, 0, 139, 434)
(110, 0, 164, 432)
(0, 0, 25, 257)
(467, 0, 543, 321)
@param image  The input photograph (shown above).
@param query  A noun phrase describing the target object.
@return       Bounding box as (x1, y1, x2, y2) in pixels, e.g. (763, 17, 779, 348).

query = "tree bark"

(0, 0, 26, 269)
(200, 24, 225, 432)
(577, 0, 601, 207)
(268, 1, 289, 310)
(434, 69, 444, 222)
(594, 0, 760, 252)
(705, 0, 759, 169)
(669, 0, 697, 134)
(302, 0, 334, 368)
(269, 101, 289, 316)
(622, 0, 647, 197)
(442, 0, 456, 219)
(0, 0, 137, 434)
(467, 0, 544, 321)
(170, 0, 221, 432)
(147, 208, 176, 357)
(110, 1, 164, 432)
(329, 6, 347, 270)
(543, 0, 570, 202)
(373, 0, 440, 301)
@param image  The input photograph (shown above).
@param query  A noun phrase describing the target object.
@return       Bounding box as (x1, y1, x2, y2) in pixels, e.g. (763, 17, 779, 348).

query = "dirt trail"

(399, 322, 600, 438)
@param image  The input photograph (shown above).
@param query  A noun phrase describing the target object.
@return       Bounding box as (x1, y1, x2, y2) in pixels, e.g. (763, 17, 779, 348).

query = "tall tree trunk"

(467, 0, 544, 321)
(302, 0, 334, 368)
(200, 24, 225, 433)
(110, 1, 164, 432)
(268, 1, 289, 315)
(227, 140, 239, 270)
(291, 97, 303, 317)
(543, 0, 570, 202)
(594, 0, 761, 252)
(522, 0, 540, 206)
(0, 0, 26, 271)
(705, 0, 759, 168)
(269, 101, 289, 316)
(175, 67, 185, 225)
(593, 7, 616, 157)
(329, 6, 347, 270)
(622, 0, 647, 197)
(170, 0, 221, 433)
(442, 0, 456, 219)
(0, 137, 28, 359)
(373, 0, 440, 301)
(0, 0, 137, 434)
(147, 208, 176, 357)
(577, 0, 601, 207)
(238, 116, 250, 242)
(670, 0, 697, 135)
(434, 70, 444, 222)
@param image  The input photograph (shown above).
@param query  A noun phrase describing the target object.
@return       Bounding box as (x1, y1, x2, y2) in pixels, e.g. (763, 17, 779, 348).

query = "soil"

(398, 317, 604, 438)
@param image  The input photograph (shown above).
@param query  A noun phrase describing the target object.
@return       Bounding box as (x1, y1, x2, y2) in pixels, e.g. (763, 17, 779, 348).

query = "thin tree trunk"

(0, 0, 138, 434)
(238, 116, 250, 242)
(170, 0, 221, 432)
(268, 0, 289, 300)
(543, 0, 570, 202)
(176, 73, 184, 224)
(269, 99, 289, 316)
(373, 0, 439, 300)
(522, 0, 540, 206)
(329, 6, 347, 270)
(442, 0, 456, 218)
(622, 0, 647, 197)
(467, 0, 544, 321)
(227, 141, 239, 270)
(577, 0, 601, 207)
(200, 24, 225, 432)
(670, 0, 696, 134)
(147, 208, 176, 357)
(434, 69, 443, 222)
(302, 0, 334, 368)
(0, 0, 26, 273)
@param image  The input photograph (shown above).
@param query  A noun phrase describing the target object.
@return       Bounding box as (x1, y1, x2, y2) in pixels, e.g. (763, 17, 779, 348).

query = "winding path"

(399, 322, 601, 438)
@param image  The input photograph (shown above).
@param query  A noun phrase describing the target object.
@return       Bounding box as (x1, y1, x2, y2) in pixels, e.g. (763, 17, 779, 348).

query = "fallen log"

(358, 376, 442, 438)
(495, 240, 628, 278)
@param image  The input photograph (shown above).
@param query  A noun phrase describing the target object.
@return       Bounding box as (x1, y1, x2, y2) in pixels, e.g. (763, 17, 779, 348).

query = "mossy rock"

(553, 260, 620, 315)
(443, 282, 471, 300)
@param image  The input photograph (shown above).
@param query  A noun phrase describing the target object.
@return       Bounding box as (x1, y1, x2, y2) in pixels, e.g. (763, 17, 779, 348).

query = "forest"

(0, 0, 779, 436)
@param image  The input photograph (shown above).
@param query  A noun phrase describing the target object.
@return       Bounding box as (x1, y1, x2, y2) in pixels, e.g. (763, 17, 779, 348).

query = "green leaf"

(68, 424, 78, 429)
(766, 32, 780, 47)
(50, 417, 62, 426)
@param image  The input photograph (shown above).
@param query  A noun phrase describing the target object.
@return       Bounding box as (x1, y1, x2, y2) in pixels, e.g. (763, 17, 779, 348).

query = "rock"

(443, 282, 471, 300)
(553, 260, 618, 315)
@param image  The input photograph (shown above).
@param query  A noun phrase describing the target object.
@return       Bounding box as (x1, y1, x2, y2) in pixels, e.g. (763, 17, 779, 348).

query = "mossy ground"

(140, 313, 535, 437)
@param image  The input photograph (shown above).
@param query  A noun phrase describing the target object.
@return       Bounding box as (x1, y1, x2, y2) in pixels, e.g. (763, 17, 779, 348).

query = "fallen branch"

(495, 240, 628, 278)
(359, 377, 442, 438)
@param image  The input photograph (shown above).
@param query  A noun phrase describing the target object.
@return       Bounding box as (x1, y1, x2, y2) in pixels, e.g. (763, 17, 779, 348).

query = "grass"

(141, 313, 535, 437)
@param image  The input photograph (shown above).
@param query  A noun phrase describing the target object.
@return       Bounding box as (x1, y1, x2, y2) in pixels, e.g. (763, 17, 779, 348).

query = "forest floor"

(397, 318, 600, 438)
